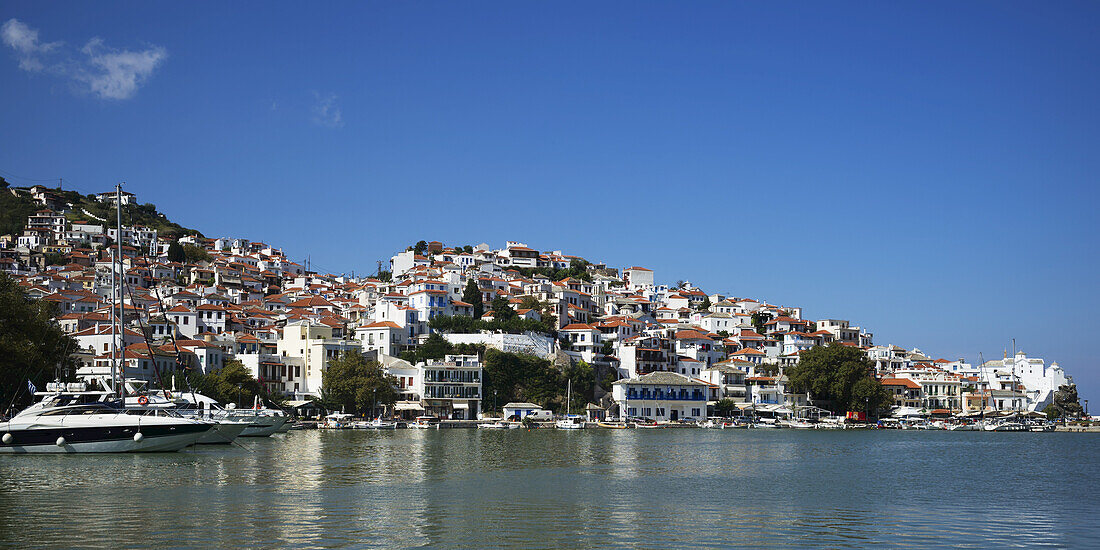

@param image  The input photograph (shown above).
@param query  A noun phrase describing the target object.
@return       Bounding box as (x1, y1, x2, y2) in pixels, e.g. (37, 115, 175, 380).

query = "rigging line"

(0, 168, 59, 183)
(124, 281, 167, 390)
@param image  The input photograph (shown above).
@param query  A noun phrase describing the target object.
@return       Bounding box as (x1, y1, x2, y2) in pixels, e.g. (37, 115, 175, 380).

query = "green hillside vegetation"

(0, 178, 203, 240)
(0, 180, 37, 237)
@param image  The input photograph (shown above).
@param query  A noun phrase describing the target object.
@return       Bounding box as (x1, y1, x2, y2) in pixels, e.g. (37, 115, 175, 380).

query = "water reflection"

(0, 430, 1096, 548)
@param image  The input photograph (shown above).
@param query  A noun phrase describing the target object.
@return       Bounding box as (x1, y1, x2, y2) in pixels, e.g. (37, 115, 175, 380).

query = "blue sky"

(2, 2, 1098, 403)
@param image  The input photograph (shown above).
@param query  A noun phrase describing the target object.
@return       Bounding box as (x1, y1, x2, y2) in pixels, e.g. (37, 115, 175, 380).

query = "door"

(670, 409, 679, 421)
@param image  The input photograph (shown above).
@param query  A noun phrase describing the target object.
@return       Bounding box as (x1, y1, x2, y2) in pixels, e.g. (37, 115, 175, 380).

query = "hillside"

(0, 178, 204, 240)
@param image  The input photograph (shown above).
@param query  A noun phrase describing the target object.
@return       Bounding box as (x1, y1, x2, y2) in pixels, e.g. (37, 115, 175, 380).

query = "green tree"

(489, 296, 516, 321)
(462, 245, 474, 254)
(481, 349, 563, 412)
(697, 296, 712, 312)
(786, 343, 892, 415)
(0, 273, 78, 409)
(182, 360, 270, 407)
(182, 244, 211, 263)
(320, 351, 398, 415)
(1043, 403, 1060, 420)
(167, 241, 186, 263)
(714, 398, 739, 417)
(462, 278, 483, 318)
(413, 240, 428, 255)
(751, 312, 772, 335)
(600, 339, 615, 357)
(417, 333, 453, 362)
(563, 360, 596, 413)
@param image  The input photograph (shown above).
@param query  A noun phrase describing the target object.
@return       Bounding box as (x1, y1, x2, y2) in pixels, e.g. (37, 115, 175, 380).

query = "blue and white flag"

(27, 380, 37, 394)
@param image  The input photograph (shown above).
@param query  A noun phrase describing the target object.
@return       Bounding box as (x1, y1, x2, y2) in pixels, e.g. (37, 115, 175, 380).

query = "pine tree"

(463, 278, 483, 318)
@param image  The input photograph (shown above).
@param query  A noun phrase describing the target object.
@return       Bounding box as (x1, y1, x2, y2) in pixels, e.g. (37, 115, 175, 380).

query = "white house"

(612, 371, 709, 422)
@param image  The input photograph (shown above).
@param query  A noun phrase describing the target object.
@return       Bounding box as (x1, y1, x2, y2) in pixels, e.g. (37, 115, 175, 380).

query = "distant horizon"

(2, 2, 1096, 405)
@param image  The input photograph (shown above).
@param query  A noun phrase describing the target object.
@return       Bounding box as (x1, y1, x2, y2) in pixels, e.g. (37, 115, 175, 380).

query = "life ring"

(164, 391, 172, 399)
(138, 395, 149, 405)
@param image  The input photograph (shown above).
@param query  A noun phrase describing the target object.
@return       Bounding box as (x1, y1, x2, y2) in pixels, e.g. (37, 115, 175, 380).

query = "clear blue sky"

(2, 2, 1098, 404)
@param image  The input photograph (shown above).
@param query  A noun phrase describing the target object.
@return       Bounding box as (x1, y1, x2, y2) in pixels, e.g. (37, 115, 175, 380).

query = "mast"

(116, 183, 125, 407)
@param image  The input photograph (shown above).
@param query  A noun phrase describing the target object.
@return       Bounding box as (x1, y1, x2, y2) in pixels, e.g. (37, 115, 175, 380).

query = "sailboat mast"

(116, 183, 125, 406)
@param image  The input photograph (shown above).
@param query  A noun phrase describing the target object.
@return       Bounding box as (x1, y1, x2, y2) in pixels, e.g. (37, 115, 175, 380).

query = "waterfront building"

(419, 354, 482, 420)
(611, 371, 709, 422)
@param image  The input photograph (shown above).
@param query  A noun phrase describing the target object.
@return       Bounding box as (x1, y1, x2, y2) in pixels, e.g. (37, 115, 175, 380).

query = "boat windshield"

(38, 403, 121, 416)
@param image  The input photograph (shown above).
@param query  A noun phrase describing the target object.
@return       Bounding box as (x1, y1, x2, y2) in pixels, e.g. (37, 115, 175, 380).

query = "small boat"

(634, 421, 664, 429)
(597, 422, 630, 429)
(477, 421, 519, 429)
(320, 413, 354, 429)
(411, 416, 441, 429)
(991, 422, 1026, 432)
(365, 418, 397, 429)
(782, 419, 814, 429)
(555, 415, 587, 429)
(556, 379, 586, 429)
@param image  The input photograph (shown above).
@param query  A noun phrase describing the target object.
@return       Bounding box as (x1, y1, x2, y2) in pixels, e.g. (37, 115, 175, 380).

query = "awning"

(284, 400, 313, 408)
(394, 401, 425, 411)
(453, 403, 469, 409)
(736, 403, 755, 410)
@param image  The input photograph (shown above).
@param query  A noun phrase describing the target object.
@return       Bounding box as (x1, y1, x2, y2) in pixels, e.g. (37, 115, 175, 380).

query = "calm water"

(0, 429, 1097, 548)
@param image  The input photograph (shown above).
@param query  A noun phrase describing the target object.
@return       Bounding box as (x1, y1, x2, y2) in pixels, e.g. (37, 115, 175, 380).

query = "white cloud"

(1, 18, 166, 100)
(79, 37, 166, 100)
(311, 92, 344, 128)
(1, 18, 62, 71)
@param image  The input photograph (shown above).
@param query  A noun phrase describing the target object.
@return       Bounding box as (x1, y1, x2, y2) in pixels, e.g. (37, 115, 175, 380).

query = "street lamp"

(1085, 399, 1089, 419)
(373, 387, 377, 419)
(237, 383, 242, 408)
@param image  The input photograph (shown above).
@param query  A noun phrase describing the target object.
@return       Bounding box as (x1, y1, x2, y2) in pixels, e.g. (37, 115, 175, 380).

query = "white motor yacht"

(0, 388, 212, 453)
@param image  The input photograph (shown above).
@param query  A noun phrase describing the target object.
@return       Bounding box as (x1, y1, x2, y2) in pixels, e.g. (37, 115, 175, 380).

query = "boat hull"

(0, 421, 211, 453)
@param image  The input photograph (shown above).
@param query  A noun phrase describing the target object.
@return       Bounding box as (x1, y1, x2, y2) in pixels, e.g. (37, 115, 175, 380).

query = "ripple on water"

(0, 429, 1097, 548)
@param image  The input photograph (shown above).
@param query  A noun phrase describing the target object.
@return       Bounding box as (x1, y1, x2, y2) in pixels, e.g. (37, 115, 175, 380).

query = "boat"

(320, 412, 354, 429)
(555, 415, 587, 429)
(596, 422, 630, 429)
(411, 415, 441, 429)
(555, 379, 587, 429)
(477, 421, 519, 429)
(782, 419, 815, 429)
(701, 417, 726, 429)
(365, 417, 397, 429)
(0, 387, 213, 453)
(991, 422, 1026, 432)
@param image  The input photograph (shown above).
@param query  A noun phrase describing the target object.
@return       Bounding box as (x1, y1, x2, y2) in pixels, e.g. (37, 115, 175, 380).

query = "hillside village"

(1, 184, 1077, 422)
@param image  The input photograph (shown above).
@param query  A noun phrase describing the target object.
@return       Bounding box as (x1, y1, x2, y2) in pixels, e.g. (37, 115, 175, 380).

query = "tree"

(167, 241, 186, 263)
(0, 273, 78, 410)
(462, 245, 474, 254)
(462, 279, 483, 318)
(320, 351, 398, 415)
(600, 339, 615, 357)
(697, 296, 712, 312)
(413, 240, 428, 255)
(489, 296, 516, 321)
(714, 398, 739, 417)
(786, 343, 892, 415)
(562, 360, 598, 412)
(482, 349, 564, 412)
(751, 312, 772, 335)
(1043, 403, 1060, 420)
(181, 360, 268, 407)
(182, 244, 210, 263)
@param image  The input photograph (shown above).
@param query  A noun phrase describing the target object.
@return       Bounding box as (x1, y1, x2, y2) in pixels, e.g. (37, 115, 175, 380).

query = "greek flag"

(27, 380, 37, 394)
